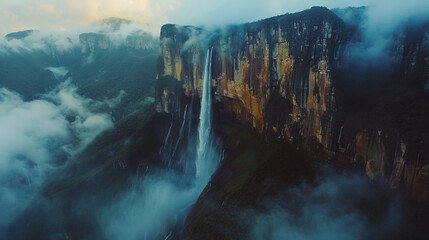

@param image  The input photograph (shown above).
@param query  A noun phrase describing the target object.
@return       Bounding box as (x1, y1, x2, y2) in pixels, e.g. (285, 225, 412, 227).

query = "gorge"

(1, 4, 429, 240)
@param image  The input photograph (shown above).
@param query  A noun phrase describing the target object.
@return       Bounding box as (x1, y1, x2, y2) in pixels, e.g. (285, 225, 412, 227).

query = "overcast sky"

(0, 0, 375, 36)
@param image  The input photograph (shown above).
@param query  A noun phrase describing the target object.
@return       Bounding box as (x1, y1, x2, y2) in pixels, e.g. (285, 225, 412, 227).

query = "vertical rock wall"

(157, 7, 346, 152)
(155, 7, 429, 201)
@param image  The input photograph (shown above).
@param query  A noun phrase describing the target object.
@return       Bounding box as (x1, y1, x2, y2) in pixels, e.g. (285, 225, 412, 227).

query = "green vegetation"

(74, 47, 158, 105)
(186, 119, 316, 239)
(0, 50, 59, 99)
(43, 99, 168, 198)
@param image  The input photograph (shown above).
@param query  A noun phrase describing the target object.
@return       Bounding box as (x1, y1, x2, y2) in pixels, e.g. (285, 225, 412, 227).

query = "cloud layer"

(100, 171, 200, 240)
(0, 19, 158, 55)
(1, 0, 374, 36)
(336, 0, 429, 89)
(0, 82, 115, 237)
(249, 172, 401, 240)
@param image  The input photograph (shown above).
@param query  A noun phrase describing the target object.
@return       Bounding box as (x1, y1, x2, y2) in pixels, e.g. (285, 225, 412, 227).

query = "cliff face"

(338, 131, 429, 200)
(157, 7, 345, 151)
(125, 33, 159, 50)
(156, 7, 429, 201)
(334, 22, 429, 200)
(79, 33, 111, 53)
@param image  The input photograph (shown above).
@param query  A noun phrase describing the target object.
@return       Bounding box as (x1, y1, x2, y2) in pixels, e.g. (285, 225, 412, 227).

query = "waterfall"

(338, 126, 344, 144)
(160, 121, 173, 155)
(106, 48, 222, 240)
(158, 48, 220, 179)
(196, 47, 219, 183)
(171, 105, 188, 164)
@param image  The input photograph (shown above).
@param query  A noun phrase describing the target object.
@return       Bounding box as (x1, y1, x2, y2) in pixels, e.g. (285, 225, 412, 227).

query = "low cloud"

(361, 0, 429, 56)
(0, 29, 75, 54)
(0, 81, 116, 237)
(338, 0, 429, 87)
(0, 0, 169, 36)
(0, 88, 69, 237)
(45, 66, 69, 80)
(0, 19, 158, 55)
(100, 171, 200, 240)
(249, 172, 401, 240)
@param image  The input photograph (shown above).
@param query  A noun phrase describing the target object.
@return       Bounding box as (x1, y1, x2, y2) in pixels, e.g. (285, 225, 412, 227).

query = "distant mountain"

(5, 29, 36, 40)
(1, 19, 159, 103)
(97, 17, 132, 32)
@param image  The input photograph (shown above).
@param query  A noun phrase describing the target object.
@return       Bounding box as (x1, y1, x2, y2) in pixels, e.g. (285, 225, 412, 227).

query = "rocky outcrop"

(335, 129, 429, 201)
(79, 32, 158, 54)
(79, 33, 111, 54)
(125, 33, 159, 50)
(5, 30, 36, 40)
(156, 7, 429, 201)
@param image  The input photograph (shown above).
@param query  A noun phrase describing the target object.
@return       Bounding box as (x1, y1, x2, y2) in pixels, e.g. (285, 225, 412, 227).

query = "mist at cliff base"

(247, 171, 402, 240)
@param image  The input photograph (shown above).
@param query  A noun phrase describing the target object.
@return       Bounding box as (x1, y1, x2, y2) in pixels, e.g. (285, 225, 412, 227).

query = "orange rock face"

(156, 8, 429, 202)
(157, 10, 344, 152)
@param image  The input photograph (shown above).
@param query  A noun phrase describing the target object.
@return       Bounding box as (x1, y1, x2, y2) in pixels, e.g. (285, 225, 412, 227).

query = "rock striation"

(156, 7, 429, 201)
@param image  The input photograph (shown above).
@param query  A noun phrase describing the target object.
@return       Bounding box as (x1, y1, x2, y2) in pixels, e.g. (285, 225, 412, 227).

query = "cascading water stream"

(196, 47, 218, 182)
(105, 48, 222, 240)
(159, 47, 220, 180)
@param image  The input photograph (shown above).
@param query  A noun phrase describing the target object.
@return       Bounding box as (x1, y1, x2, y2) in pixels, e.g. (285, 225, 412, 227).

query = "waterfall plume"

(196, 47, 219, 182)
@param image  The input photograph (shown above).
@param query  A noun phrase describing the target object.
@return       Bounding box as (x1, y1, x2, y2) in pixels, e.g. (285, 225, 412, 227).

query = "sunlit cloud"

(28, 3, 64, 16)
(0, 0, 375, 36)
